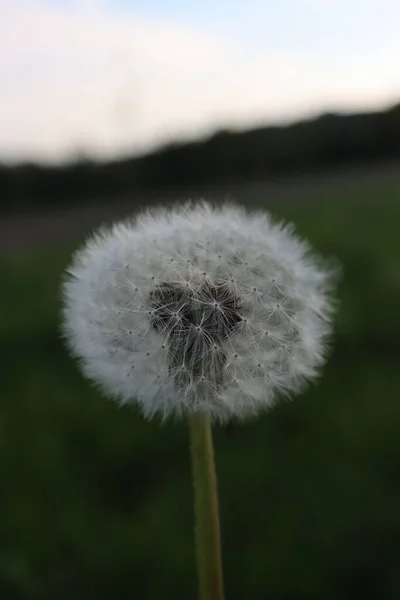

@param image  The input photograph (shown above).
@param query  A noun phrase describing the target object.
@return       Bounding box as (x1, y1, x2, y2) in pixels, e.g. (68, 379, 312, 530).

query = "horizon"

(1, 101, 399, 168)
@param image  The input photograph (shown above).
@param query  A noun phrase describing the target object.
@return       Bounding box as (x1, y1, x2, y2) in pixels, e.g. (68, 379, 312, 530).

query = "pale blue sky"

(1, 0, 399, 163)
(48, 0, 400, 55)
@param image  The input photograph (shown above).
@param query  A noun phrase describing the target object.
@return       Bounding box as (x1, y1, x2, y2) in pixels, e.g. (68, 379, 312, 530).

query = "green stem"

(189, 412, 225, 600)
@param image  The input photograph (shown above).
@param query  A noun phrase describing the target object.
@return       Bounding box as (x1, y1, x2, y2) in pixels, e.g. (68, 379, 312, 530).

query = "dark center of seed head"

(148, 280, 243, 367)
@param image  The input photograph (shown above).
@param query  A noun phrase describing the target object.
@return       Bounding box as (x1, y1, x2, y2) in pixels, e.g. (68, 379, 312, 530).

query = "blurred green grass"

(1, 183, 400, 599)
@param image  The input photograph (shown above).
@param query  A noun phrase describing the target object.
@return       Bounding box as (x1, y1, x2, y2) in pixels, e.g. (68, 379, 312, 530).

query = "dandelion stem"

(189, 412, 225, 600)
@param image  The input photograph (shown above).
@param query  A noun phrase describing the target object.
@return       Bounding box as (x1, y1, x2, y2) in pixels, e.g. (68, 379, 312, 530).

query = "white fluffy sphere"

(62, 201, 336, 422)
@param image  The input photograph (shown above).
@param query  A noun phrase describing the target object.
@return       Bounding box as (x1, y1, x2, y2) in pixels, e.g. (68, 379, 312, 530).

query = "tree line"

(1, 103, 399, 214)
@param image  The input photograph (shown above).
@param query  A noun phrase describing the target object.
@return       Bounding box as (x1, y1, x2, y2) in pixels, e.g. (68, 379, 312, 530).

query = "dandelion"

(62, 200, 338, 600)
(62, 201, 335, 422)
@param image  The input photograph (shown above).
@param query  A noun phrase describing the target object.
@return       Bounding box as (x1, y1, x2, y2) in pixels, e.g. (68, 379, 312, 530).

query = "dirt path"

(1, 161, 399, 256)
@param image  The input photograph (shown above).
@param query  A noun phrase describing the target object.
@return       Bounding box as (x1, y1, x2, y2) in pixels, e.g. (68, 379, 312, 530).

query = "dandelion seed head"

(62, 201, 338, 423)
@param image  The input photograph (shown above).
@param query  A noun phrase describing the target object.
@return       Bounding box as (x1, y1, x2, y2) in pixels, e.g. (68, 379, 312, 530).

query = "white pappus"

(62, 201, 337, 423)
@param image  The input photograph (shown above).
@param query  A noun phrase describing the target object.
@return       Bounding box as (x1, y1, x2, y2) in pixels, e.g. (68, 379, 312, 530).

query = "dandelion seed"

(62, 201, 338, 423)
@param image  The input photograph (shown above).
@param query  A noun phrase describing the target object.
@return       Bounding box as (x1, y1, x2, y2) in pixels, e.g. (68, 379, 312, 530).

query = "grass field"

(1, 177, 400, 599)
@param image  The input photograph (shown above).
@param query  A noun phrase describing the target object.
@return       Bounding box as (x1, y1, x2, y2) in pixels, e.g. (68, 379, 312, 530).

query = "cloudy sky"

(1, 0, 399, 163)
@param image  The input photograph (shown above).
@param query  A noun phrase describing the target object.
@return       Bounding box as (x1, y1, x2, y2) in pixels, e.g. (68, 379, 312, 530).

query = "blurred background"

(1, 1, 400, 598)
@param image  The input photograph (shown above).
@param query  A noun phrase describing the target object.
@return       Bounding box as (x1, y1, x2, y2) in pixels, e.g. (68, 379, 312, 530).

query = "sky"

(1, 0, 399, 164)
